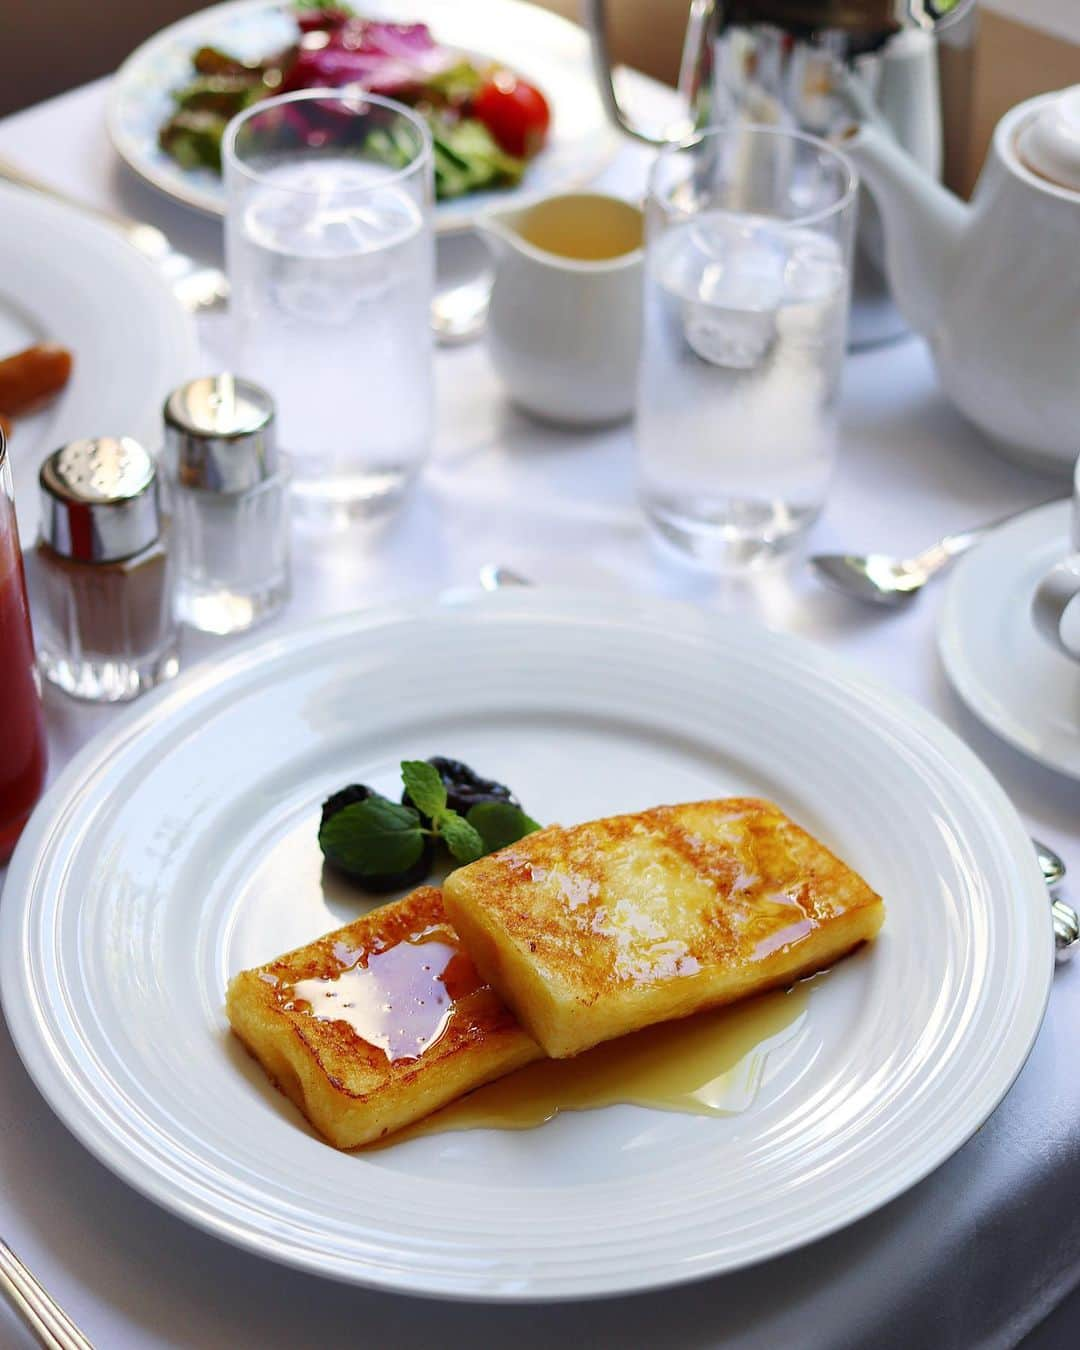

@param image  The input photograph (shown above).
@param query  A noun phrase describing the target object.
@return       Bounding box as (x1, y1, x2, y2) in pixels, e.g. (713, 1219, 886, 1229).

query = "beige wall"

(944, 7, 1080, 196)
(0, 1, 687, 119)
(543, 1, 687, 87)
(1, 1, 209, 116)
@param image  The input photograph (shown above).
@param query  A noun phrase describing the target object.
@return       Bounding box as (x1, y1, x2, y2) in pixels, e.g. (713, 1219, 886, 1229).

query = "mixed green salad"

(159, 1, 551, 200)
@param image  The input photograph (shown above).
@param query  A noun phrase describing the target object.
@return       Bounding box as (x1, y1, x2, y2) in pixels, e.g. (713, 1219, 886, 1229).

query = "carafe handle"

(581, 0, 698, 146)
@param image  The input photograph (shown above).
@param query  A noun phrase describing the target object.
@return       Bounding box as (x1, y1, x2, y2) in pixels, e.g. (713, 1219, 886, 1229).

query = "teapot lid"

(1016, 86, 1080, 192)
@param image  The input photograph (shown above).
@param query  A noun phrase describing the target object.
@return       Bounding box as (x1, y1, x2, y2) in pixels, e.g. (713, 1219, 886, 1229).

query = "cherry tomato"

(472, 73, 550, 159)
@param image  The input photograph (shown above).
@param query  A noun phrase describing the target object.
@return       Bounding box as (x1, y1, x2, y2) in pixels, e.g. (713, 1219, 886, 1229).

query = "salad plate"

(107, 0, 620, 229)
(0, 182, 198, 540)
(0, 589, 1052, 1300)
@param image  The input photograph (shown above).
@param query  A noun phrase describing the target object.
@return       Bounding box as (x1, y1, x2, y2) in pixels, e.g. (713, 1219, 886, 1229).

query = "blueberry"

(401, 756, 519, 819)
(320, 782, 374, 829)
(319, 784, 434, 892)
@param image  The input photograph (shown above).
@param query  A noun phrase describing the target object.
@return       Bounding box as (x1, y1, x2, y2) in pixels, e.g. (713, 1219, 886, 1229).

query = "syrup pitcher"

(584, 0, 975, 346)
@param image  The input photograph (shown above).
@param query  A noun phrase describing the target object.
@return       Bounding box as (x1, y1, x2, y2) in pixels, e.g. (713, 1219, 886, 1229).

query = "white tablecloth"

(2, 72, 1080, 1350)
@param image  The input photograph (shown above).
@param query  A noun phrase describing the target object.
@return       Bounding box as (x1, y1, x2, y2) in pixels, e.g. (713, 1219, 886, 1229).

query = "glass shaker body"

(172, 461, 290, 634)
(34, 437, 179, 703)
(35, 532, 178, 702)
(0, 432, 47, 859)
(164, 375, 290, 635)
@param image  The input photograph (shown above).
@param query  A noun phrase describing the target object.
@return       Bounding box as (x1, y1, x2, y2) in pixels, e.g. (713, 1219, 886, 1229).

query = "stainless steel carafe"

(584, 0, 975, 345)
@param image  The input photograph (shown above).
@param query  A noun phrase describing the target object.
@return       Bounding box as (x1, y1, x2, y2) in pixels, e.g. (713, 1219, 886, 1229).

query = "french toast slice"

(443, 798, 884, 1058)
(226, 886, 542, 1148)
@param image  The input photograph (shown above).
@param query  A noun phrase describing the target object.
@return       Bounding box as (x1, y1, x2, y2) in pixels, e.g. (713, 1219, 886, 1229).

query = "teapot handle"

(1032, 556, 1080, 663)
(581, 0, 699, 146)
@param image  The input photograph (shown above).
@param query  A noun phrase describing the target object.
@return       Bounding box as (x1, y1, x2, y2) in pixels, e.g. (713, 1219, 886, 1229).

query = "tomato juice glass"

(0, 427, 47, 861)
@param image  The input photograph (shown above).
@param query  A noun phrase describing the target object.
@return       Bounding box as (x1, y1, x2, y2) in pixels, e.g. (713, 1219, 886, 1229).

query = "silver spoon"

(1036, 838, 1067, 890)
(811, 503, 1059, 607)
(1036, 839, 1079, 962)
(1053, 900, 1080, 962)
(478, 563, 530, 591)
(430, 275, 492, 346)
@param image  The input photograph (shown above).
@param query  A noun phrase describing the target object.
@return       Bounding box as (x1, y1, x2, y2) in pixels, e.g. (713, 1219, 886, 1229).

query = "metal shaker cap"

(163, 374, 277, 493)
(39, 437, 161, 563)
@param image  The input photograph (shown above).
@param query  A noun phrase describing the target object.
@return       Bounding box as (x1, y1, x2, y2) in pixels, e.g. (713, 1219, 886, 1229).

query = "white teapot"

(842, 86, 1080, 475)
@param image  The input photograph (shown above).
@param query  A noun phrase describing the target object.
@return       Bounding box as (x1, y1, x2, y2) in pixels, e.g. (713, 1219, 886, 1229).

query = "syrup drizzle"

(274, 918, 816, 1147)
(372, 981, 810, 1147)
(287, 936, 482, 1062)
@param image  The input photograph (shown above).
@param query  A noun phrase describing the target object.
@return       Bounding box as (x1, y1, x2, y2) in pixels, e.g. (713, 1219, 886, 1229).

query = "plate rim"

(1, 589, 1054, 1301)
(0, 179, 200, 535)
(104, 0, 620, 231)
(939, 500, 1080, 783)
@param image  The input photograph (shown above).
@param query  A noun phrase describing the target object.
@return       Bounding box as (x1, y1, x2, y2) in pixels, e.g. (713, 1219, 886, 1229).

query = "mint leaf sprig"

(400, 759, 449, 820)
(400, 760, 485, 864)
(318, 759, 541, 891)
(467, 800, 542, 853)
(318, 796, 428, 883)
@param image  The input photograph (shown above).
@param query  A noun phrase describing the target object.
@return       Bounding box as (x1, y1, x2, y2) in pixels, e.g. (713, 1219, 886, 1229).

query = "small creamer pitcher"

(480, 193, 644, 427)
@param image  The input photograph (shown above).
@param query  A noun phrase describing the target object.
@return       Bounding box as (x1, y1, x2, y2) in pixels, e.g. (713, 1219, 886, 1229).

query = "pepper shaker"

(35, 437, 179, 702)
(164, 374, 290, 635)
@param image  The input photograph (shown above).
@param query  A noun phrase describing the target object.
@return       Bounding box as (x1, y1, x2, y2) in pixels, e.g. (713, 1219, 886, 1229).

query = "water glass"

(637, 125, 857, 569)
(224, 90, 434, 527)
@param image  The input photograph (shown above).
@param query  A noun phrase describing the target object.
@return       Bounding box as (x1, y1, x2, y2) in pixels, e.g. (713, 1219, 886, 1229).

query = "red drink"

(0, 433, 46, 860)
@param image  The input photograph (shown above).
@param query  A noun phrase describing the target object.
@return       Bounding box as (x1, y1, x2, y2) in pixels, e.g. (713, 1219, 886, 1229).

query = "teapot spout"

(840, 122, 970, 339)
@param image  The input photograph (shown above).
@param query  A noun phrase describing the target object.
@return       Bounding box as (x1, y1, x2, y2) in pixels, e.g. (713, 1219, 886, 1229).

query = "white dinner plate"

(940, 500, 1080, 781)
(0, 590, 1052, 1300)
(0, 181, 199, 540)
(107, 0, 620, 230)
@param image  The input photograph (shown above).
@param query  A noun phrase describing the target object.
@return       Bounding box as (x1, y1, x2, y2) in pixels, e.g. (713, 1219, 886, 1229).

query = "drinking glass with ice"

(224, 91, 434, 528)
(637, 125, 857, 570)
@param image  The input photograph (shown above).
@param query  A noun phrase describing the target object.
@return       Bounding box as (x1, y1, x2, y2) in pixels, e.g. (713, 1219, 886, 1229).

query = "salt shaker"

(164, 374, 290, 634)
(35, 437, 179, 702)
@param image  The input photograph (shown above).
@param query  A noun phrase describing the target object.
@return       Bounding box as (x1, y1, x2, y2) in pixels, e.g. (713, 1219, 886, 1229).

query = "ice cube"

(776, 231, 847, 348)
(658, 214, 786, 369)
(783, 233, 845, 304)
(244, 172, 422, 322)
(271, 268, 379, 323)
(688, 229, 783, 369)
(682, 299, 778, 369)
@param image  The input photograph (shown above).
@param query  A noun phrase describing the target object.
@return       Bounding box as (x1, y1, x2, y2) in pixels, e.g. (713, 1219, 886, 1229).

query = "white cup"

(481, 193, 644, 426)
(1032, 454, 1080, 660)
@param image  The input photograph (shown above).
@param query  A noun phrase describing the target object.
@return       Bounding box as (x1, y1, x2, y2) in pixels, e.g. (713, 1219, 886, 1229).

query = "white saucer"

(940, 501, 1080, 781)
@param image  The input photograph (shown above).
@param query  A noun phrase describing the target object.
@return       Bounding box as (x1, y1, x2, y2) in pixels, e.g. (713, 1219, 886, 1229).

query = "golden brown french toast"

(443, 798, 884, 1058)
(226, 886, 542, 1148)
